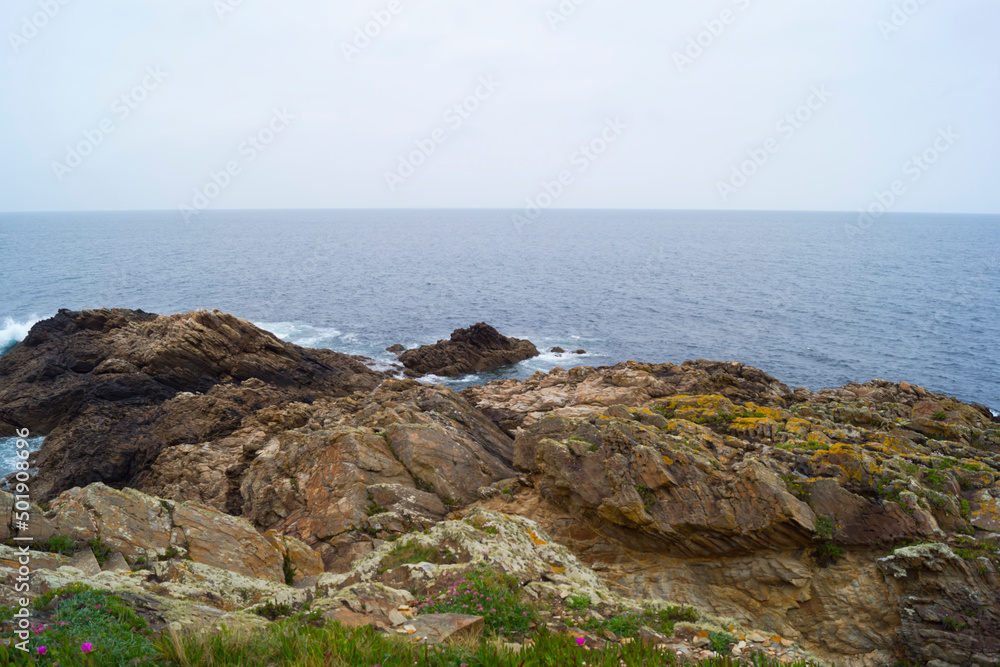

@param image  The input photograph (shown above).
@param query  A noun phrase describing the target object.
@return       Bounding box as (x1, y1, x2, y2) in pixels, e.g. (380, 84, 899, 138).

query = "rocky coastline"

(2, 309, 999, 666)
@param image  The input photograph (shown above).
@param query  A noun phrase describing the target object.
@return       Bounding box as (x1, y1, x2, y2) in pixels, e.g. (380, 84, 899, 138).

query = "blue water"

(1, 209, 997, 418)
(0, 437, 45, 481)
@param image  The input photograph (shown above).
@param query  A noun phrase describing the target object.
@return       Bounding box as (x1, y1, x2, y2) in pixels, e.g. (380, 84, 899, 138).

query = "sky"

(1, 0, 998, 213)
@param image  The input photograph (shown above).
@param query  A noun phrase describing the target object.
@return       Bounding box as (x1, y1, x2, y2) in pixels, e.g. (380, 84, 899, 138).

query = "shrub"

(709, 630, 736, 654)
(565, 595, 591, 610)
(282, 553, 296, 586)
(814, 515, 834, 539)
(88, 537, 112, 566)
(635, 485, 657, 511)
(818, 543, 845, 564)
(415, 565, 536, 637)
(22, 588, 154, 665)
(37, 534, 78, 556)
(941, 617, 966, 631)
(254, 600, 294, 621)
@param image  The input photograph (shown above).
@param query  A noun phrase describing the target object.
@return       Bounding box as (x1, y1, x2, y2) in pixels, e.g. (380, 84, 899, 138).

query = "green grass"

(582, 605, 697, 639)
(709, 630, 737, 654)
(565, 595, 591, 610)
(923, 469, 950, 492)
(12, 586, 154, 666)
(379, 540, 444, 574)
(153, 621, 823, 667)
(414, 565, 536, 637)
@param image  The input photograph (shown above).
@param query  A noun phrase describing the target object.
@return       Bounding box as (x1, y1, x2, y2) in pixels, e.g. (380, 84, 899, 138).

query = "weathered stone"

(174, 500, 284, 583)
(101, 552, 131, 573)
(405, 614, 485, 644)
(70, 549, 102, 576)
(324, 608, 373, 628)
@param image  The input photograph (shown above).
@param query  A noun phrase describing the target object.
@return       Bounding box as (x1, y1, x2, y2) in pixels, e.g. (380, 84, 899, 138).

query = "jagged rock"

(399, 323, 538, 377)
(878, 544, 1000, 666)
(101, 551, 131, 573)
(38, 483, 315, 583)
(174, 500, 286, 583)
(462, 361, 794, 432)
(70, 549, 102, 576)
(551, 347, 565, 354)
(0, 309, 382, 500)
(264, 530, 325, 580)
(386, 344, 405, 354)
(511, 410, 815, 556)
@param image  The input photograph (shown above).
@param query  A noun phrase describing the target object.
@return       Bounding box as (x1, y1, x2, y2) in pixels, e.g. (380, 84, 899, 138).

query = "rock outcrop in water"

(2, 310, 999, 666)
(398, 322, 538, 377)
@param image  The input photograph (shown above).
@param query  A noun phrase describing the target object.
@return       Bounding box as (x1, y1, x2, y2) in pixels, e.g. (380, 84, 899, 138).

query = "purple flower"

(81, 642, 94, 653)
(37, 647, 47, 655)
(576, 637, 586, 646)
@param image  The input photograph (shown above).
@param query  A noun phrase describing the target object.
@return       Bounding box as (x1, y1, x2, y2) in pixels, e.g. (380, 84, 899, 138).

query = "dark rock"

(551, 347, 565, 354)
(398, 323, 538, 377)
(386, 344, 405, 354)
(0, 309, 383, 501)
(574, 349, 586, 354)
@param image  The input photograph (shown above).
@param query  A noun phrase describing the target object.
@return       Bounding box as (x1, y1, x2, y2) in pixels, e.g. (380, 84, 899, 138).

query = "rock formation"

(2, 311, 999, 666)
(398, 323, 538, 377)
(0, 308, 383, 500)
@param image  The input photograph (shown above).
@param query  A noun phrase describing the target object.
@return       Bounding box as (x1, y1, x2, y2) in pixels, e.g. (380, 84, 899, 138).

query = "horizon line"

(2, 207, 999, 217)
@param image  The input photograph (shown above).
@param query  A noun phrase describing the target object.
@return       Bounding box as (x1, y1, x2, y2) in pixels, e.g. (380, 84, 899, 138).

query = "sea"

(1, 209, 998, 477)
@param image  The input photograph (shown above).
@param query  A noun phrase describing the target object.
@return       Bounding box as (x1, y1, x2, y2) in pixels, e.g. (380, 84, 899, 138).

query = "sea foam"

(0, 315, 43, 356)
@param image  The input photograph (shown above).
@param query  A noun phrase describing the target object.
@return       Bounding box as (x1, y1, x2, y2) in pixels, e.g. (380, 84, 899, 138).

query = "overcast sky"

(1, 0, 997, 213)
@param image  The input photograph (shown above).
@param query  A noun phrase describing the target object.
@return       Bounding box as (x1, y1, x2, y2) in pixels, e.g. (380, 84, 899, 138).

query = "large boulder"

(235, 382, 516, 569)
(512, 409, 816, 556)
(399, 323, 538, 377)
(22, 482, 314, 583)
(0, 309, 383, 500)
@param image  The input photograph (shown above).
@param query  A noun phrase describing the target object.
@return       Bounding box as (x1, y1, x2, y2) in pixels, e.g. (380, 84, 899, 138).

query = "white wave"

(418, 373, 482, 385)
(363, 359, 401, 373)
(253, 321, 343, 348)
(0, 437, 44, 480)
(992, 408, 999, 418)
(0, 315, 44, 354)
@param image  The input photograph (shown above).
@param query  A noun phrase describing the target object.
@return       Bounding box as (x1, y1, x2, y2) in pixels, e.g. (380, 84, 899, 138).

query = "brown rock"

(101, 552, 131, 573)
(551, 347, 566, 354)
(324, 608, 373, 628)
(69, 549, 102, 576)
(405, 614, 485, 644)
(386, 344, 405, 354)
(174, 500, 285, 583)
(398, 323, 538, 377)
(0, 309, 383, 501)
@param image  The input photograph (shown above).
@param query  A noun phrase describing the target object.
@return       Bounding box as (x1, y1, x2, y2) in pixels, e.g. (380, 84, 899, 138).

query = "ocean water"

(0, 210, 997, 437)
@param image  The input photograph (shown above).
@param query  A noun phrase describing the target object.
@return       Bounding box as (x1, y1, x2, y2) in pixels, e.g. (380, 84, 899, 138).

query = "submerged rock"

(399, 323, 538, 377)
